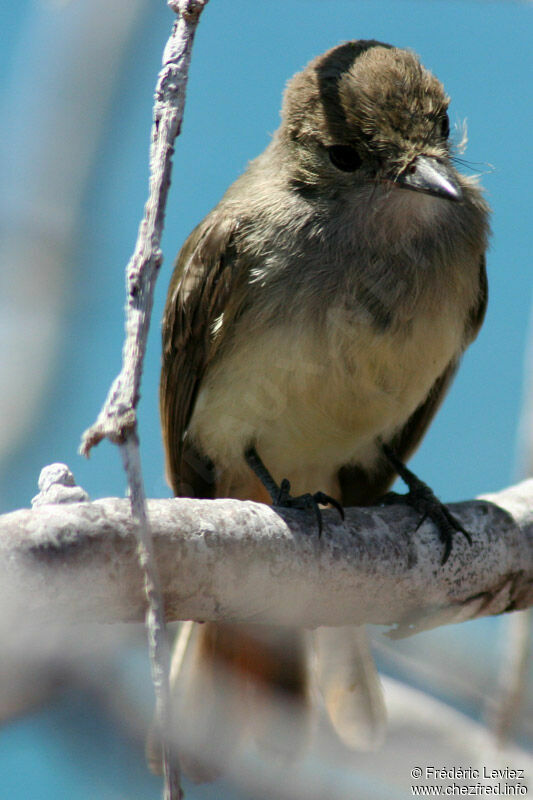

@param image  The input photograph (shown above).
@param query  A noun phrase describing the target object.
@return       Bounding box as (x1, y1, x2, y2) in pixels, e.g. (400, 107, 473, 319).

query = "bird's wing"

(338, 254, 488, 506)
(160, 211, 245, 497)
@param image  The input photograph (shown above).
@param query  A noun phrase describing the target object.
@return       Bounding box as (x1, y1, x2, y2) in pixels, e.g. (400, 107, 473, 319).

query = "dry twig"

(78, 3, 210, 797)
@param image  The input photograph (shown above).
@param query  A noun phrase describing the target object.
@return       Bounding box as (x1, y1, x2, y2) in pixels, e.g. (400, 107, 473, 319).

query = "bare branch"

(80, 0, 208, 456)
(3, 477, 532, 636)
(76, 3, 209, 797)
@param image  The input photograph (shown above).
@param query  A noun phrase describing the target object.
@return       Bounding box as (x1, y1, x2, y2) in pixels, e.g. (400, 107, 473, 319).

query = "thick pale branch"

(2, 480, 532, 636)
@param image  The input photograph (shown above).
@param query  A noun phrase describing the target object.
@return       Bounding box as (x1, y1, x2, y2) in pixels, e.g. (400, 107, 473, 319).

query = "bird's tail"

(313, 625, 386, 751)
(147, 620, 310, 782)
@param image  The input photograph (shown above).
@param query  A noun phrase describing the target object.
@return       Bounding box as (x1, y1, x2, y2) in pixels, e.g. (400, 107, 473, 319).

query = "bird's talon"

(415, 512, 428, 532)
(314, 501, 323, 537)
(441, 536, 453, 565)
(331, 497, 345, 521)
(381, 445, 473, 563)
(277, 478, 291, 505)
(273, 487, 344, 536)
(313, 491, 345, 521)
(244, 447, 343, 535)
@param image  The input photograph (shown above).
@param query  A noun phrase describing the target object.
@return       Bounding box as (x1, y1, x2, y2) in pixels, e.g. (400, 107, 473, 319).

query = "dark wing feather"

(160, 212, 242, 498)
(338, 254, 488, 506)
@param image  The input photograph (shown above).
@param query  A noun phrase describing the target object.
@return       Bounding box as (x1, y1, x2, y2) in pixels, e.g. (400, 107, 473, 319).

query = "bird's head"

(280, 41, 462, 202)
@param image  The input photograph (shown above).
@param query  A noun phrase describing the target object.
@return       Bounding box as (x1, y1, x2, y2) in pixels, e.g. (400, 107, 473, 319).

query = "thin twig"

(80, 0, 209, 455)
(78, 3, 210, 798)
(120, 437, 182, 800)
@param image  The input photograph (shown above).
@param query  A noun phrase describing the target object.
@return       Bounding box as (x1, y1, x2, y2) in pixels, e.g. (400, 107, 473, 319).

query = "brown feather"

(160, 213, 243, 497)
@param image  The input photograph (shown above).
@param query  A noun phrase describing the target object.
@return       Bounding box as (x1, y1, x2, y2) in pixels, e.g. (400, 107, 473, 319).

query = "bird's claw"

(410, 488, 471, 563)
(244, 446, 344, 536)
(380, 445, 472, 564)
(275, 479, 344, 536)
(380, 485, 471, 564)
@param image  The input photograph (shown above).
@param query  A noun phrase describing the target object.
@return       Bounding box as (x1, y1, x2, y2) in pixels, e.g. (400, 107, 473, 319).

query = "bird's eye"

(440, 113, 450, 140)
(328, 145, 362, 172)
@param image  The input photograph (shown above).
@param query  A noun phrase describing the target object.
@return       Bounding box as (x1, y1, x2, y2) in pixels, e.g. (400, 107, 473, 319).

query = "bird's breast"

(188, 285, 467, 490)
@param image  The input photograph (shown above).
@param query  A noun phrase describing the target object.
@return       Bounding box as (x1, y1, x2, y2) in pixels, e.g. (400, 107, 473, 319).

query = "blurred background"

(0, 0, 532, 798)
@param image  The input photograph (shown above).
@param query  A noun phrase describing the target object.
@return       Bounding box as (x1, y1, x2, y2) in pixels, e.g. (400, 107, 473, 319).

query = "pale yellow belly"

(188, 305, 464, 495)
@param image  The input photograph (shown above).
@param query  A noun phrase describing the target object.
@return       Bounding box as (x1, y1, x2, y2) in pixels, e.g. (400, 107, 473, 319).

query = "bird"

(156, 39, 490, 779)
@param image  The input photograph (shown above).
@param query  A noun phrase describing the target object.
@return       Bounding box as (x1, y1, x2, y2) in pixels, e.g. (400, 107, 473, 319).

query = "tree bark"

(3, 478, 532, 637)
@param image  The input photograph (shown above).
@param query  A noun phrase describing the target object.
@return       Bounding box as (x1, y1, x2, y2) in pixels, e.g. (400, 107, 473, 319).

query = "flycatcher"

(157, 40, 490, 777)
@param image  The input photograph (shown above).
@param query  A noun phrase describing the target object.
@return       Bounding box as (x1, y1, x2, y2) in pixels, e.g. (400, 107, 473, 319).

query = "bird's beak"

(393, 155, 463, 202)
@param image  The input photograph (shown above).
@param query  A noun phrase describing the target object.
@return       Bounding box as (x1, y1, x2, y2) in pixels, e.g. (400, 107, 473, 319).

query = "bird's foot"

(381, 444, 471, 564)
(275, 478, 344, 536)
(244, 446, 344, 536)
